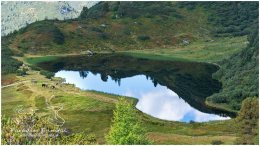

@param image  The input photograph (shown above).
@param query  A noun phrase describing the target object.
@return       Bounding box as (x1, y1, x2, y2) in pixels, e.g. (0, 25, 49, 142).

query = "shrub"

(179, 2, 259, 37)
(79, 2, 109, 19)
(211, 140, 224, 145)
(236, 97, 259, 145)
(52, 28, 65, 45)
(40, 70, 55, 79)
(230, 102, 241, 111)
(1, 48, 23, 75)
(105, 98, 151, 144)
(91, 27, 103, 33)
(123, 28, 131, 35)
(98, 32, 109, 40)
(29, 65, 41, 71)
(209, 95, 228, 103)
(115, 2, 179, 19)
(16, 68, 28, 76)
(30, 21, 65, 45)
(137, 35, 150, 41)
(189, 120, 195, 124)
(210, 26, 258, 110)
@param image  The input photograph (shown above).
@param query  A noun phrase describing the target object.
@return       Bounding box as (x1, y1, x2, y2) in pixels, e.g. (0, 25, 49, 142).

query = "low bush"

(91, 27, 103, 33)
(40, 70, 55, 79)
(137, 35, 150, 41)
(211, 140, 224, 145)
(16, 68, 28, 76)
(210, 26, 258, 110)
(29, 65, 41, 71)
(236, 97, 259, 144)
(2, 48, 23, 75)
(98, 32, 109, 40)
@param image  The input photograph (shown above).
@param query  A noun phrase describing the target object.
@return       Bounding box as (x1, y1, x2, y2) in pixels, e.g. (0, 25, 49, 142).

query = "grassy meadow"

(120, 36, 247, 63)
(2, 68, 238, 144)
(2, 1, 258, 144)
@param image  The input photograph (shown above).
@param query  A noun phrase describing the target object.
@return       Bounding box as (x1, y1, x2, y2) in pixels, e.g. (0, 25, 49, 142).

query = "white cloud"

(136, 87, 230, 122)
(193, 111, 230, 122)
(136, 87, 192, 121)
(56, 71, 230, 122)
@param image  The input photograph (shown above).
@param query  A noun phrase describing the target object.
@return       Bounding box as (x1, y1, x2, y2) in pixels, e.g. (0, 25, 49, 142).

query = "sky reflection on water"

(55, 70, 230, 122)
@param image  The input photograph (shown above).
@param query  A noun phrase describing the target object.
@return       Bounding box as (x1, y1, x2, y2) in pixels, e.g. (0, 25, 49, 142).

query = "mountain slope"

(208, 27, 259, 111)
(1, 1, 98, 36)
(6, 2, 215, 55)
(176, 2, 259, 111)
(2, 1, 259, 112)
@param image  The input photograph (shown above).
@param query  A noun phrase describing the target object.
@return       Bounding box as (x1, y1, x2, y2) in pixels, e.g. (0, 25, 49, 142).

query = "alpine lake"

(36, 53, 235, 123)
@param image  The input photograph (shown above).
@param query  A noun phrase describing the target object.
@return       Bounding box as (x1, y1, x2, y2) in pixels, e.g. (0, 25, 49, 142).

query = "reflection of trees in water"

(111, 76, 121, 86)
(101, 73, 108, 82)
(79, 71, 89, 79)
(37, 54, 236, 117)
(150, 76, 158, 87)
(80, 70, 122, 86)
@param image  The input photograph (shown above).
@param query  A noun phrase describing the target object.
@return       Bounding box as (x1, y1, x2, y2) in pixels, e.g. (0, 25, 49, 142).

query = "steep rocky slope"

(1, 1, 98, 36)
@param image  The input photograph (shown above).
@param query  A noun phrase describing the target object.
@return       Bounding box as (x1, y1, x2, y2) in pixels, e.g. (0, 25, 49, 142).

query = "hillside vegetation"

(178, 2, 258, 37)
(1, 1, 98, 36)
(1, 69, 238, 144)
(1, 36, 23, 75)
(208, 28, 259, 111)
(1, 2, 259, 144)
(3, 2, 258, 112)
(7, 2, 216, 54)
(175, 2, 259, 111)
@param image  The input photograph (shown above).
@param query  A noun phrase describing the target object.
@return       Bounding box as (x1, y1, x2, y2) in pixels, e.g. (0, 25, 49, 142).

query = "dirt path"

(2, 70, 117, 126)
(46, 95, 65, 126)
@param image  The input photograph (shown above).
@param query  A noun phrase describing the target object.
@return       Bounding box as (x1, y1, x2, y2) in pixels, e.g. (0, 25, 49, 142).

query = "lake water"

(37, 54, 233, 122)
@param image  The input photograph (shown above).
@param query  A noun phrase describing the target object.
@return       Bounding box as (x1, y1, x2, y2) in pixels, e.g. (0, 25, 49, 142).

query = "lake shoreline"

(2, 53, 239, 144)
(22, 52, 238, 115)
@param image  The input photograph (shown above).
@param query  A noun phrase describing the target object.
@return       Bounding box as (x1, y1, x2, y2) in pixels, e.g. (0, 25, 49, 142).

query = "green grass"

(1, 85, 33, 116)
(119, 52, 190, 62)
(51, 94, 114, 111)
(12, 36, 245, 143)
(23, 35, 246, 69)
(7, 2, 214, 55)
(1, 2, 255, 144)
(7, 2, 247, 61)
(120, 36, 247, 64)
(26, 56, 59, 65)
(1, 70, 239, 144)
(147, 132, 236, 144)
(49, 94, 115, 143)
(35, 95, 48, 113)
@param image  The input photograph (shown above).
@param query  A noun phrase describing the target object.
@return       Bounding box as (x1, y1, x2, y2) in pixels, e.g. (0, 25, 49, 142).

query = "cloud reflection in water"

(55, 70, 230, 122)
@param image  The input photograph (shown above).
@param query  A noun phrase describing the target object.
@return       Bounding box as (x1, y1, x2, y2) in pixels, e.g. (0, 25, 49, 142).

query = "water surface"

(37, 54, 233, 122)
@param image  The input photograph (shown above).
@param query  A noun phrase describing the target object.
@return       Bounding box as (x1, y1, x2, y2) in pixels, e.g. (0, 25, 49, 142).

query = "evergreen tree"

(106, 98, 151, 144)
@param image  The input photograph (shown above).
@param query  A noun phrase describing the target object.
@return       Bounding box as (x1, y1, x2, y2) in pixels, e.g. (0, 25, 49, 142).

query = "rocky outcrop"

(1, 1, 98, 36)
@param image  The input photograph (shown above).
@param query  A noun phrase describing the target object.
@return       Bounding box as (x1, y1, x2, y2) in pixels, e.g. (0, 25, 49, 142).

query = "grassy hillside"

(5, 2, 219, 55)
(2, 69, 238, 144)
(176, 2, 259, 111)
(1, 2, 259, 144)
(178, 2, 258, 37)
(1, 36, 23, 75)
(3, 1, 258, 112)
(207, 27, 259, 111)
